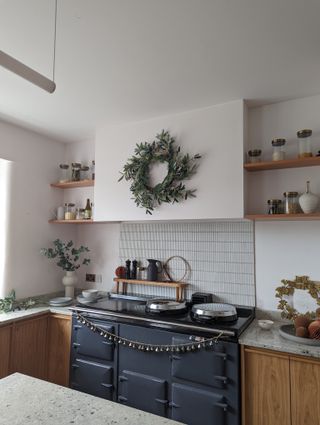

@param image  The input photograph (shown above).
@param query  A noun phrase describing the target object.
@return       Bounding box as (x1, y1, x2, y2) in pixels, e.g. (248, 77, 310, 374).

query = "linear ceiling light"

(0, 0, 57, 94)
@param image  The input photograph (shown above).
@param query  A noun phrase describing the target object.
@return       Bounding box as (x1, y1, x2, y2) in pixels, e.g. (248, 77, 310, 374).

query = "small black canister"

(267, 199, 282, 215)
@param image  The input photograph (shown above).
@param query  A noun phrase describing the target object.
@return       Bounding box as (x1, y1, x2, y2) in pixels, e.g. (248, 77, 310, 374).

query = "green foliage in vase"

(0, 290, 36, 313)
(118, 130, 201, 214)
(41, 239, 90, 272)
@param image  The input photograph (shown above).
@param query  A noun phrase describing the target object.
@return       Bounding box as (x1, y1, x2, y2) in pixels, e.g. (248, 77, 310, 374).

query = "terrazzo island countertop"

(0, 373, 181, 425)
(239, 319, 320, 359)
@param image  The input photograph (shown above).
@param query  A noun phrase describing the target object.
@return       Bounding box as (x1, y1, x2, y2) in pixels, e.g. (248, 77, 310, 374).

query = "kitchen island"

(0, 373, 180, 425)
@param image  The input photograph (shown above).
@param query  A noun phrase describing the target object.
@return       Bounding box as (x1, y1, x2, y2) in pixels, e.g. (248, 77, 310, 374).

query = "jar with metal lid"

(64, 203, 76, 220)
(297, 129, 312, 158)
(272, 139, 286, 161)
(267, 199, 282, 215)
(80, 165, 90, 181)
(76, 208, 85, 220)
(283, 192, 299, 214)
(247, 150, 262, 163)
(71, 163, 81, 181)
(59, 164, 69, 183)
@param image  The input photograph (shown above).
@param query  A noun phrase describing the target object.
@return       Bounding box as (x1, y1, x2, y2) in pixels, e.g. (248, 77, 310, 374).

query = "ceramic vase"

(62, 271, 78, 298)
(299, 181, 319, 214)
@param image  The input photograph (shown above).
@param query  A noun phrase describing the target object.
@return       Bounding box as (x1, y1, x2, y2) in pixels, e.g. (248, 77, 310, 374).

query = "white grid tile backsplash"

(119, 221, 255, 306)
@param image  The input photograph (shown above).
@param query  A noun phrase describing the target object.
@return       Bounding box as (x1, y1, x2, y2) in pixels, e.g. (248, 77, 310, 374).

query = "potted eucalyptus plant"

(41, 239, 90, 298)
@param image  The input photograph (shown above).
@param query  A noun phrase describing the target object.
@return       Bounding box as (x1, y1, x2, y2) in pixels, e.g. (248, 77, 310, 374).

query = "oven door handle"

(214, 375, 228, 385)
(214, 401, 228, 412)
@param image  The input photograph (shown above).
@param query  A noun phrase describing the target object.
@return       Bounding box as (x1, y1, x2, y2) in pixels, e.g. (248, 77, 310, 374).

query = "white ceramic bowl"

(82, 289, 98, 300)
(258, 319, 274, 330)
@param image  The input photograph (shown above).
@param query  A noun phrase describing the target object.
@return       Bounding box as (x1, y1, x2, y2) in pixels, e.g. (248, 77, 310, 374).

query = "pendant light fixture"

(0, 0, 57, 93)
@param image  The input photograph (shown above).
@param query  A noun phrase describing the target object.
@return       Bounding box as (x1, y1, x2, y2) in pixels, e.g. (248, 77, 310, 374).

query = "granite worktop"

(239, 319, 320, 359)
(0, 373, 180, 425)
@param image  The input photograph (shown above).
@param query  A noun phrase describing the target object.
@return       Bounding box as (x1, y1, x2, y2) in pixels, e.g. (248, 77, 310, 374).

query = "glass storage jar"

(272, 139, 286, 161)
(91, 160, 95, 180)
(247, 150, 262, 163)
(283, 192, 299, 214)
(297, 129, 312, 158)
(80, 165, 89, 180)
(267, 199, 282, 215)
(59, 164, 69, 183)
(71, 163, 81, 181)
(64, 203, 76, 220)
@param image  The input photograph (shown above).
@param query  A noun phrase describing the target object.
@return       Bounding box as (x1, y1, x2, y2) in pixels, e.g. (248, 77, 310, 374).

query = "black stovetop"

(73, 297, 255, 339)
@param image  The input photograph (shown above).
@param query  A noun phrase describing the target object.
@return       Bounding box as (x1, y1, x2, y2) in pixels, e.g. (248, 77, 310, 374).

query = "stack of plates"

(48, 297, 73, 307)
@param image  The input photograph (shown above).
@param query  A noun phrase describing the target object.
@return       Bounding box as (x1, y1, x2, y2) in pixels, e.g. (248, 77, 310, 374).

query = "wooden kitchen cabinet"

(242, 346, 320, 425)
(47, 313, 71, 386)
(241, 346, 291, 425)
(0, 324, 12, 378)
(10, 314, 48, 380)
(290, 356, 320, 425)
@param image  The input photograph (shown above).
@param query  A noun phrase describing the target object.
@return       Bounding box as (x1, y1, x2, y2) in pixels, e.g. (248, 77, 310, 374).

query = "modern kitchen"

(1, 1, 320, 425)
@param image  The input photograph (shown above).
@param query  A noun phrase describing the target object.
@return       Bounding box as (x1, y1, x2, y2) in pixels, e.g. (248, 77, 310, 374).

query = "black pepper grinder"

(125, 260, 131, 279)
(131, 260, 138, 280)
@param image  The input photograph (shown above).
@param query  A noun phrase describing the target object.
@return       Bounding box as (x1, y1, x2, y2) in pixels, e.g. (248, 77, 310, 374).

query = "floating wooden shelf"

(245, 213, 320, 221)
(50, 179, 94, 189)
(244, 156, 320, 172)
(113, 278, 189, 301)
(48, 219, 94, 224)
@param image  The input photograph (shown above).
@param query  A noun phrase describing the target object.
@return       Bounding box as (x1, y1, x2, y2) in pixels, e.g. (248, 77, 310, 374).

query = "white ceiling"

(0, 0, 320, 143)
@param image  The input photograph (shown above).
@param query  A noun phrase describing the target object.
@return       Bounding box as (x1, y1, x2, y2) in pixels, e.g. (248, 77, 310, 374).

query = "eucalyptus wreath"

(118, 130, 201, 214)
(275, 275, 320, 320)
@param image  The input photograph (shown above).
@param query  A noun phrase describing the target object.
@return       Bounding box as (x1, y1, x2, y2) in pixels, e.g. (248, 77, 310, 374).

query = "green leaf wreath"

(118, 130, 201, 214)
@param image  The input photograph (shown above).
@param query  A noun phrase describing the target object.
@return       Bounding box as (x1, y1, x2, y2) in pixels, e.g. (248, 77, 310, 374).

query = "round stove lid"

(191, 303, 237, 318)
(146, 299, 187, 312)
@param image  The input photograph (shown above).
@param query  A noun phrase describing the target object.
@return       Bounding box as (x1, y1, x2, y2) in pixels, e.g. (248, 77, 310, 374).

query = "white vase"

(299, 181, 319, 214)
(62, 271, 78, 298)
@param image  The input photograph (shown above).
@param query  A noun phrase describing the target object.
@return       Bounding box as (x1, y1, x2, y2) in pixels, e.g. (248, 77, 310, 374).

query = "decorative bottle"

(299, 181, 319, 214)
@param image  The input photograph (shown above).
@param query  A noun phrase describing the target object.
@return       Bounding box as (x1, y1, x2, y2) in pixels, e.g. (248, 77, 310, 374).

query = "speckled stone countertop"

(0, 373, 180, 425)
(239, 319, 320, 359)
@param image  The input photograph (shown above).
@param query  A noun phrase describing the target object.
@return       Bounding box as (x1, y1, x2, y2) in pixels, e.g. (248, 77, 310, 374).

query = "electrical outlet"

(86, 273, 102, 283)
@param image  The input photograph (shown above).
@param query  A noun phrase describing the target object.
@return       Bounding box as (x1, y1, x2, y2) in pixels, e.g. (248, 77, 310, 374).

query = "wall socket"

(86, 273, 102, 283)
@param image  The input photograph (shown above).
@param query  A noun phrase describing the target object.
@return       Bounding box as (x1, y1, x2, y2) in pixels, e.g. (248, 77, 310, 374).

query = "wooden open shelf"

(113, 278, 189, 301)
(50, 179, 94, 189)
(244, 156, 320, 172)
(245, 213, 320, 221)
(49, 219, 94, 224)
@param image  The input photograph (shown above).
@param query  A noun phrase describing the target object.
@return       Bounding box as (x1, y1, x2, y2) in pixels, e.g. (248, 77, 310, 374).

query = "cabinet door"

(291, 356, 320, 425)
(71, 358, 114, 399)
(10, 315, 48, 380)
(242, 347, 291, 425)
(0, 325, 12, 378)
(118, 370, 168, 417)
(171, 383, 227, 425)
(47, 314, 71, 387)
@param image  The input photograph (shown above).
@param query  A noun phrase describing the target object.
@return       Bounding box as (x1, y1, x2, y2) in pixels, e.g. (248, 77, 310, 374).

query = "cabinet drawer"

(171, 383, 227, 425)
(71, 358, 113, 399)
(118, 370, 168, 417)
(171, 336, 228, 388)
(72, 321, 114, 361)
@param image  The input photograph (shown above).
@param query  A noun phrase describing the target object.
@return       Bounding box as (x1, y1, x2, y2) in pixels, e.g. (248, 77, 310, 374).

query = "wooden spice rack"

(113, 278, 189, 301)
(50, 179, 94, 189)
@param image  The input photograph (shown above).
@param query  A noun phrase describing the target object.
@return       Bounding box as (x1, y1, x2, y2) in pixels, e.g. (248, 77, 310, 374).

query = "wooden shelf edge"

(113, 278, 189, 288)
(244, 156, 320, 172)
(50, 179, 94, 189)
(245, 213, 320, 221)
(48, 219, 94, 224)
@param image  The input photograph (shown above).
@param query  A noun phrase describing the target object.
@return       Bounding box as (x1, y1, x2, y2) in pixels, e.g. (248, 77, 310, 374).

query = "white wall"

(0, 120, 75, 298)
(248, 94, 320, 310)
(95, 101, 245, 221)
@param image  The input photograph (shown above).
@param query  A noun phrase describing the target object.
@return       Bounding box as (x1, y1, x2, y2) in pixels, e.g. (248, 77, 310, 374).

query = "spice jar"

(59, 164, 69, 183)
(64, 203, 76, 220)
(71, 163, 81, 181)
(76, 208, 85, 220)
(283, 192, 299, 214)
(272, 139, 286, 161)
(247, 150, 262, 163)
(80, 165, 89, 180)
(267, 199, 282, 215)
(297, 129, 312, 158)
